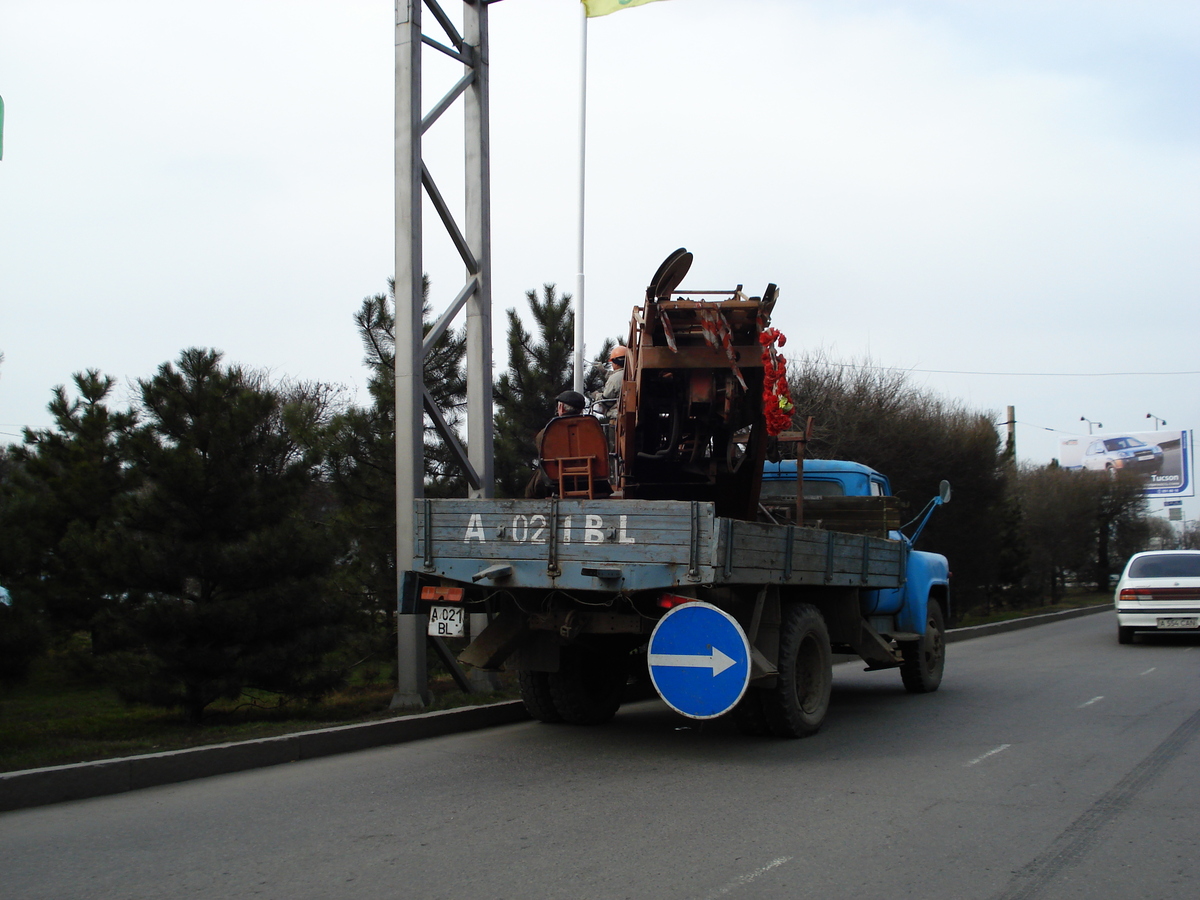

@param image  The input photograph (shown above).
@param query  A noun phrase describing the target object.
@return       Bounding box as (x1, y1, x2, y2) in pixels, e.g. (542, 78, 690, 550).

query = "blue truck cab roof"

(761, 459, 893, 498)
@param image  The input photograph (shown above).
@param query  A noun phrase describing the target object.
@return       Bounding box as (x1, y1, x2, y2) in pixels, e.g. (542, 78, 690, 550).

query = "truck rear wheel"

(548, 646, 629, 725)
(900, 598, 945, 694)
(518, 670, 563, 723)
(763, 603, 832, 738)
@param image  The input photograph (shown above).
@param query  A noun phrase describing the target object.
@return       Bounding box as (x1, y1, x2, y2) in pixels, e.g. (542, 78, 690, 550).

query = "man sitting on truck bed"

(524, 391, 587, 498)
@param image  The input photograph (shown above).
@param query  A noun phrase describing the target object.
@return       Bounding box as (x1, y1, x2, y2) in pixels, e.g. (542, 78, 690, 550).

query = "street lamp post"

(1080, 416, 1102, 435)
(1147, 413, 1167, 431)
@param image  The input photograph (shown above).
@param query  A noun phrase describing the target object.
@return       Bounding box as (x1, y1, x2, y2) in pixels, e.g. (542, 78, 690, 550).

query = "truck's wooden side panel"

(711, 519, 903, 587)
(415, 499, 713, 591)
(414, 499, 903, 592)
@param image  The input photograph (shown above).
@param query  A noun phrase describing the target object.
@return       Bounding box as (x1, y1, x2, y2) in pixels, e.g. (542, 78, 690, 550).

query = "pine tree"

(110, 349, 352, 723)
(325, 294, 399, 624)
(326, 279, 468, 622)
(493, 284, 616, 497)
(0, 371, 136, 639)
(0, 448, 47, 683)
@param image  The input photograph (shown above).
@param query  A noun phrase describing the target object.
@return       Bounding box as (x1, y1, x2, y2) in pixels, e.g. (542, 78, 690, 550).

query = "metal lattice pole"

(463, 0, 494, 498)
(393, 0, 427, 709)
(393, 0, 494, 709)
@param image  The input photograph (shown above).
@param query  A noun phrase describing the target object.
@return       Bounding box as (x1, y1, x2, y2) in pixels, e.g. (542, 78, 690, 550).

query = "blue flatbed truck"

(410, 252, 951, 737)
(762, 458, 951, 691)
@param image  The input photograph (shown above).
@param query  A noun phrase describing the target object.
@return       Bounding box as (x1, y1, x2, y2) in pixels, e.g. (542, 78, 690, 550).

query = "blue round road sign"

(648, 602, 751, 719)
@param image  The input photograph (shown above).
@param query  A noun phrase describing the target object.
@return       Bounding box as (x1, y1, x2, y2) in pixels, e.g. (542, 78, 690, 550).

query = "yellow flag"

(581, 0, 670, 18)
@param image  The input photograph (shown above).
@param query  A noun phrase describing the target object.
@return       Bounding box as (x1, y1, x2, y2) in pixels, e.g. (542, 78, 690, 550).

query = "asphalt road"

(2, 612, 1197, 900)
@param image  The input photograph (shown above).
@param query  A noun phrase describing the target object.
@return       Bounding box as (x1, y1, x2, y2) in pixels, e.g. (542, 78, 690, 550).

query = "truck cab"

(761, 458, 951, 665)
(763, 458, 892, 499)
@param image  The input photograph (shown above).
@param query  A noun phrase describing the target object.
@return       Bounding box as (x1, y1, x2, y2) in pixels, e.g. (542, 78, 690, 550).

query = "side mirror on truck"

(906, 480, 952, 546)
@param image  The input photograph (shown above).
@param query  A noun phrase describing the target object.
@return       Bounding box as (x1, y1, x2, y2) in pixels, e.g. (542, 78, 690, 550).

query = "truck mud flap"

(456, 609, 528, 671)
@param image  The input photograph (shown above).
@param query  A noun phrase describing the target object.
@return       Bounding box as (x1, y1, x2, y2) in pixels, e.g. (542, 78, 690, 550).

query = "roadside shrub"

(0, 597, 46, 686)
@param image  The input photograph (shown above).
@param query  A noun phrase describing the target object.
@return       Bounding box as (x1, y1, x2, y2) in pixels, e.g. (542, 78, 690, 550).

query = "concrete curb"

(0, 604, 1112, 814)
(0, 700, 530, 814)
(945, 602, 1110, 644)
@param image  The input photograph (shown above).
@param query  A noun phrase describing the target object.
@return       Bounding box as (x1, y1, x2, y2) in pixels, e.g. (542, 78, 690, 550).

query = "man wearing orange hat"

(597, 345, 627, 419)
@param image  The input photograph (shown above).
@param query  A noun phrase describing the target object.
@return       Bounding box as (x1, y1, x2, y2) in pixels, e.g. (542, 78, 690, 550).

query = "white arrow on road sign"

(648, 645, 736, 677)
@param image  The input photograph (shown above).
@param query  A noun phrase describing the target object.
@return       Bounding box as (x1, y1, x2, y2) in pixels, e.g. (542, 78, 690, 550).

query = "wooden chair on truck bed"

(538, 415, 612, 499)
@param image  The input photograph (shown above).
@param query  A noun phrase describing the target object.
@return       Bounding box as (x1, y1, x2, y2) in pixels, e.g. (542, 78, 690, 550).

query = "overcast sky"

(2, 0, 1197, 512)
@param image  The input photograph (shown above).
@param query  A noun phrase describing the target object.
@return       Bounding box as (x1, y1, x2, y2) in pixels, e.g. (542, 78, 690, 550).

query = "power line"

(817, 362, 1200, 378)
(989, 418, 1083, 436)
(1013, 420, 1087, 436)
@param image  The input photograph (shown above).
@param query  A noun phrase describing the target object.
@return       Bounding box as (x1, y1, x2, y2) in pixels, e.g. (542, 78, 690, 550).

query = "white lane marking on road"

(1078, 696, 1104, 708)
(704, 857, 792, 899)
(1140, 667, 1157, 676)
(965, 744, 1012, 767)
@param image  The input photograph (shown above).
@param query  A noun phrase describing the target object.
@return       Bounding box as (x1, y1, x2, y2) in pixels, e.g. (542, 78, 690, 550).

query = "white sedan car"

(1115, 550, 1200, 643)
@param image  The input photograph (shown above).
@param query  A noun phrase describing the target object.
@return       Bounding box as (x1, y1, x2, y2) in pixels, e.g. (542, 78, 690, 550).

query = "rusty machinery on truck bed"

(609, 249, 779, 520)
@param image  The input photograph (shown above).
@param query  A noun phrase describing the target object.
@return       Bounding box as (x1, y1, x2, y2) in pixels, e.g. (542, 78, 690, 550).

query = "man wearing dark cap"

(555, 390, 586, 417)
(525, 390, 587, 497)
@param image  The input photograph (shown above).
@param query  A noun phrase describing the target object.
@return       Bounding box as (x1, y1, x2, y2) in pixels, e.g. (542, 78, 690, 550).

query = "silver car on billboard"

(1115, 550, 1200, 643)
(1081, 436, 1163, 474)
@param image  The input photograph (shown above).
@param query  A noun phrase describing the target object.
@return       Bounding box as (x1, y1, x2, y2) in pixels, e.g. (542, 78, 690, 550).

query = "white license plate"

(1157, 617, 1198, 629)
(428, 605, 465, 637)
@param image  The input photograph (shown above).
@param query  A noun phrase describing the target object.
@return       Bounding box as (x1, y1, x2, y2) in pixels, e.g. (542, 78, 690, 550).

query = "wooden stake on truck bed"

(775, 417, 814, 527)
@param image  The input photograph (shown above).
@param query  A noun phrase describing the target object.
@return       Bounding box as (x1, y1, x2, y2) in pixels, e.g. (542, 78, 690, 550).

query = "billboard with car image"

(1059, 429, 1192, 497)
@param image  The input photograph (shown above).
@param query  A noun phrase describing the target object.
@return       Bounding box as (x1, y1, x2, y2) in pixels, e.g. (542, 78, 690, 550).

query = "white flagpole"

(573, 7, 587, 392)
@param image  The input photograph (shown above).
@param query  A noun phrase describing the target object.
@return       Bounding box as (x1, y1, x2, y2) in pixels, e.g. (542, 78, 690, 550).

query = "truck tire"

(548, 647, 628, 726)
(900, 597, 945, 694)
(732, 687, 772, 737)
(518, 670, 563, 723)
(762, 603, 833, 738)
(1118, 625, 1135, 644)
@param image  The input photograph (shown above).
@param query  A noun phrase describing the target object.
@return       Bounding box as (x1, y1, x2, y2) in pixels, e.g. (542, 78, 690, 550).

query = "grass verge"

(0, 660, 517, 774)
(953, 591, 1112, 628)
